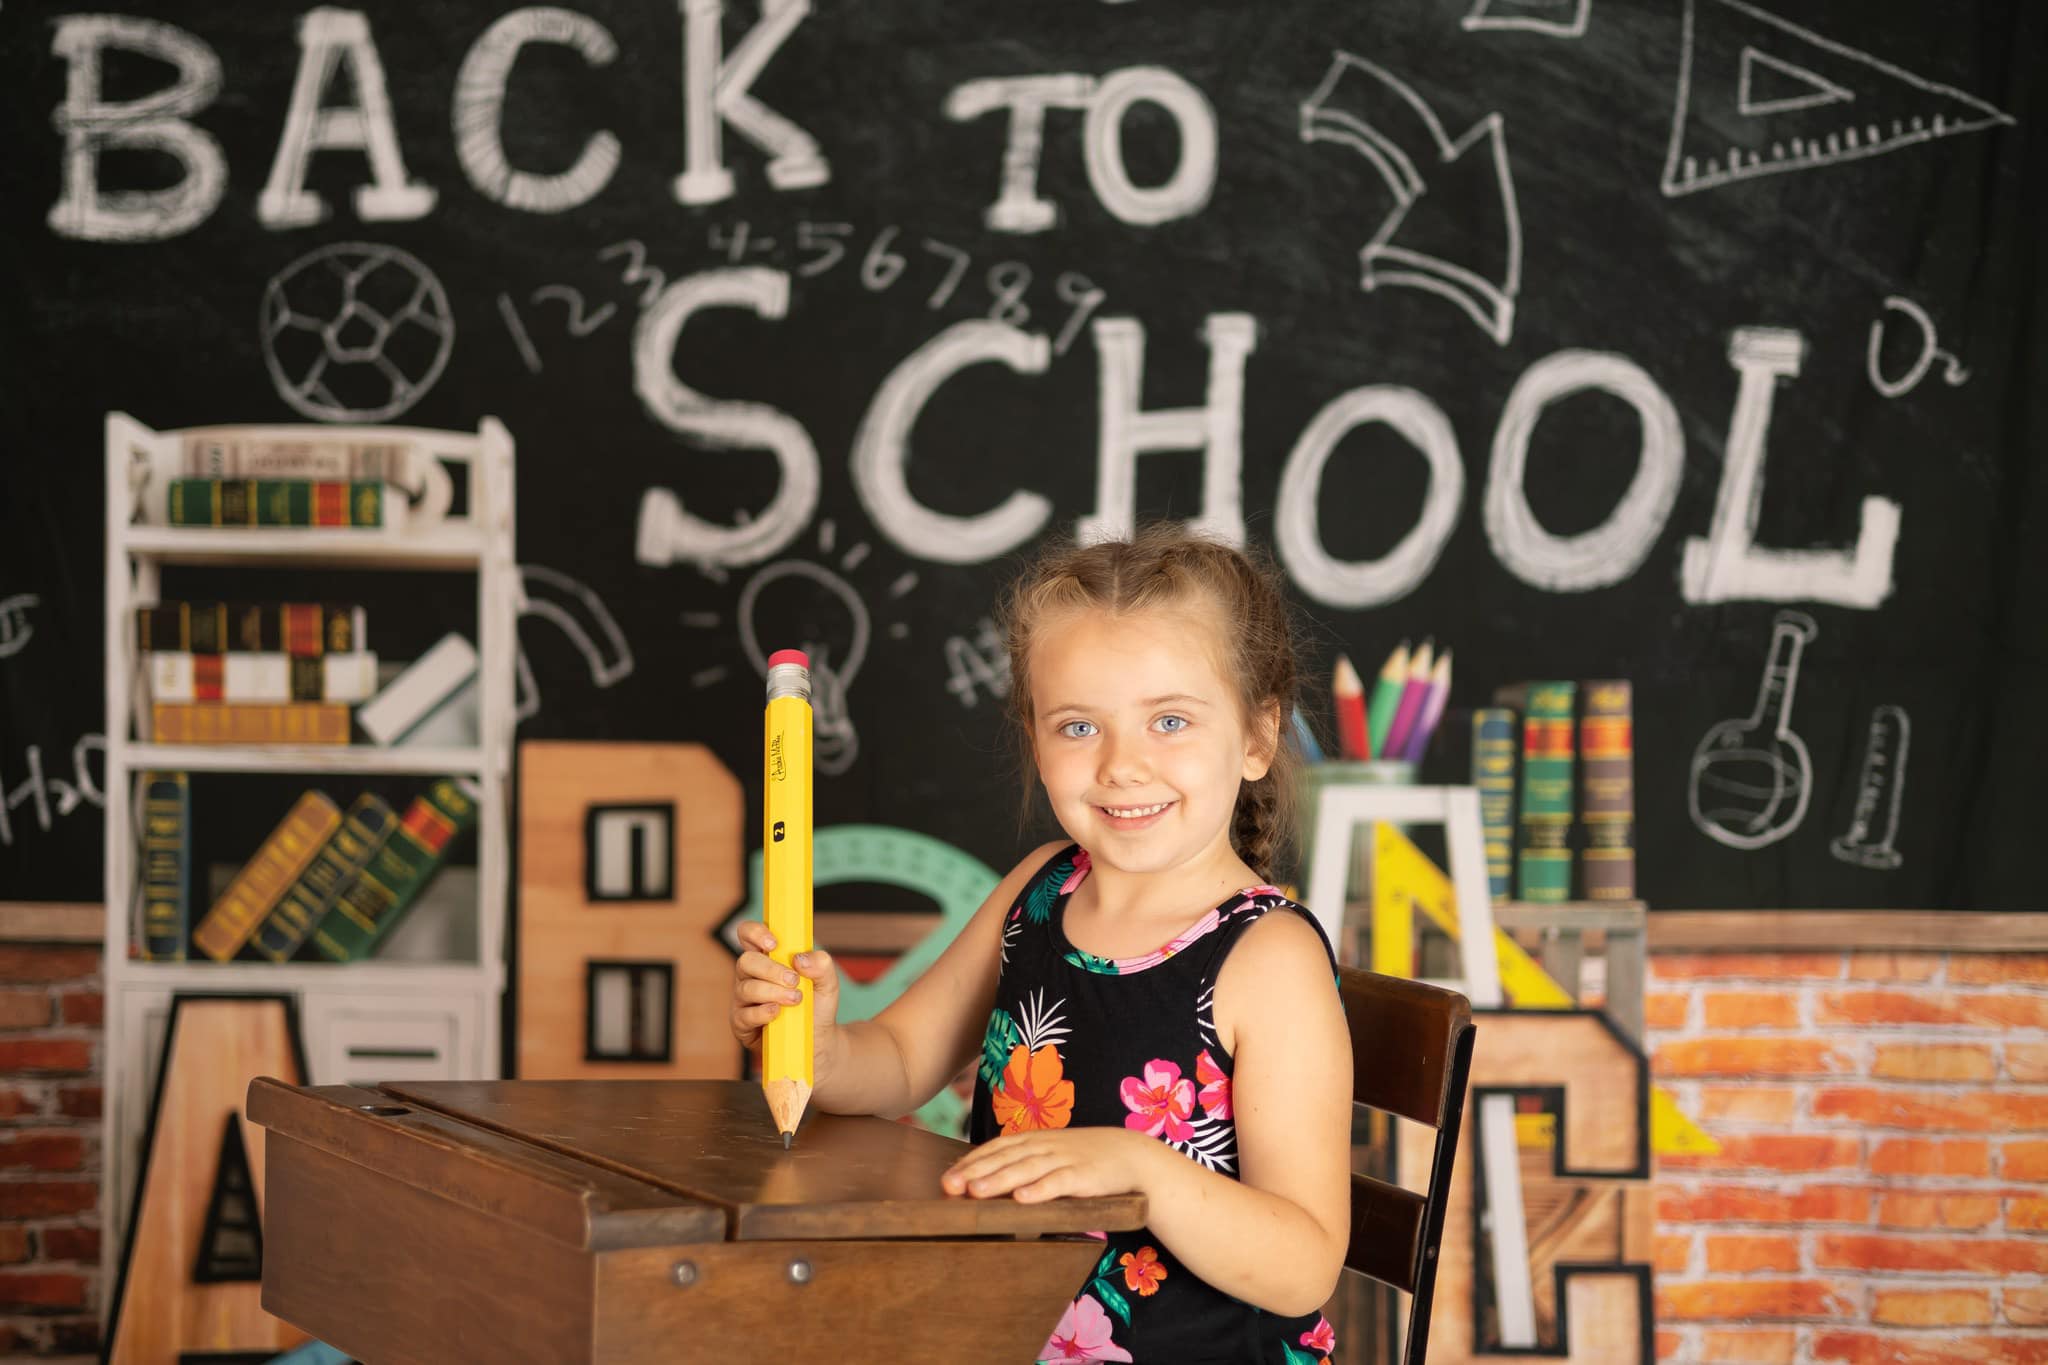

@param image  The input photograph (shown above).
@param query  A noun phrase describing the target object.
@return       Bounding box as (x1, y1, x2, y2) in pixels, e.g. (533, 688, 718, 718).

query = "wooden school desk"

(247, 1078, 1145, 1363)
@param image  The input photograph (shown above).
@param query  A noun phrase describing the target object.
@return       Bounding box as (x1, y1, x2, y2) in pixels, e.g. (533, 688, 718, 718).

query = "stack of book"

(1473, 679, 1637, 905)
(138, 601, 375, 744)
(136, 429, 416, 530)
(137, 773, 480, 963)
(137, 603, 479, 748)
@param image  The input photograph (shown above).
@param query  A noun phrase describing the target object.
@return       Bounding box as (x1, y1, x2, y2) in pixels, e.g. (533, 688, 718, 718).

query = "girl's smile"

(1096, 799, 1178, 829)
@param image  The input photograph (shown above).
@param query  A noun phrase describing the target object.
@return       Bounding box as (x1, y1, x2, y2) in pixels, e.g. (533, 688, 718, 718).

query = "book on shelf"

(149, 702, 351, 746)
(148, 650, 377, 705)
(357, 633, 478, 747)
(1579, 680, 1636, 902)
(1471, 708, 1518, 904)
(136, 602, 366, 656)
(161, 478, 402, 530)
(137, 772, 190, 961)
(178, 429, 415, 486)
(192, 791, 343, 961)
(312, 777, 480, 962)
(1495, 681, 1576, 904)
(247, 793, 399, 962)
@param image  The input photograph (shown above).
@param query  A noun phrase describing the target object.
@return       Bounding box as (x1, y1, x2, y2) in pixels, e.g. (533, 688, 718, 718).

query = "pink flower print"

(1195, 1049, 1231, 1120)
(1039, 1294, 1133, 1363)
(1120, 1060, 1196, 1141)
(1300, 1314, 1337, 1355)
(1059, 848, 1092, 895)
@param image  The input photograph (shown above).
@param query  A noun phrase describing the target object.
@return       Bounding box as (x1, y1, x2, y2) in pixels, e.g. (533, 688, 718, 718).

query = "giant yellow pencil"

(762, 648, 814, 1147)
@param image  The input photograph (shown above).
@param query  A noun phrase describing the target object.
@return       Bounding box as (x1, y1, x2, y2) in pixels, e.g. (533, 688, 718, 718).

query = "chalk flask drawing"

(1689, 609, 1816, 850)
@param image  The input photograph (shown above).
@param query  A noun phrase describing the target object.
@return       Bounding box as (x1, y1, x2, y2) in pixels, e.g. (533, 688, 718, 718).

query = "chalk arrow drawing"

(1301, 53, 1523, 346)
(1662, 0, 2014, 197)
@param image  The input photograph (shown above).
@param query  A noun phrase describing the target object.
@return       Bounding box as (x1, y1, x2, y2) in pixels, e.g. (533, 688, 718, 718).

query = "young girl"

(730, 526, 1352, 1364)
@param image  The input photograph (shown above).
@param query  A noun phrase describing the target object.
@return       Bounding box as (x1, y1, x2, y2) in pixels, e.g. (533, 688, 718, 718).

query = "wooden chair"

(1339, 966, 1476, 1365)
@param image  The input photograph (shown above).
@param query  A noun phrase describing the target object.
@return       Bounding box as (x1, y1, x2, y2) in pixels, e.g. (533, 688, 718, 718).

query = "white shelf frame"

(98, 412, 518, 1319)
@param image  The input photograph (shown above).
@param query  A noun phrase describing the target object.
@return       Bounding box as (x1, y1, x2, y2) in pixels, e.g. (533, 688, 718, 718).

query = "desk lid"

(379, 1079, 1146, 1242)
(246, 1078, 728, 1252)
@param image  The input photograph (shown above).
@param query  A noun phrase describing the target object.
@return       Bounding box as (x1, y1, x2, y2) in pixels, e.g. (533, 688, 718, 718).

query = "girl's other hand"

(730, 920, 841, 1055)
(941, 1128, 1161, 1204)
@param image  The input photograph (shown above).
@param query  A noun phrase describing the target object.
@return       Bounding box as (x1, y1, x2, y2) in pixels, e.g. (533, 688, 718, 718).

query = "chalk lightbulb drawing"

(684, 520, 916, 777)
(1689, 609, 1817, 850)
(260, 241, 454, 423)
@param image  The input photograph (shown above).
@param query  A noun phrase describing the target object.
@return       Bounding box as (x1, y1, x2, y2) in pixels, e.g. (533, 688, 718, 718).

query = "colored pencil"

(1380, 641, 1435, 761)
(1364, 642, 1410, 758)
(1331, 656, 1368, 759)
(1401, 649, 1454, 763)
(1291, 705, 1327, 763)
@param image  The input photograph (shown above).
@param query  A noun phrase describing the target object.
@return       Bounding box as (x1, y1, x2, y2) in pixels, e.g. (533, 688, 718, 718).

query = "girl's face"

(1028, 603, 1273, 883)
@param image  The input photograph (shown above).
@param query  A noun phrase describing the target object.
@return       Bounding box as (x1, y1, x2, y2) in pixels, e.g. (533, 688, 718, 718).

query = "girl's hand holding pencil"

(730, 920, 841, 1064)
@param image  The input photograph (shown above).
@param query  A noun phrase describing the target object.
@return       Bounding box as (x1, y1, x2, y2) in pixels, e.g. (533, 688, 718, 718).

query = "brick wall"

(1648, 950, 2048, 1365)
(0, 936, 103, 1361)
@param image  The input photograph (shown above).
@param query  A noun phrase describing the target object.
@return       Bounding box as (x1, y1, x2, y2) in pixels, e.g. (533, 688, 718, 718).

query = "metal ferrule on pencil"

(765, 659, 811, 703)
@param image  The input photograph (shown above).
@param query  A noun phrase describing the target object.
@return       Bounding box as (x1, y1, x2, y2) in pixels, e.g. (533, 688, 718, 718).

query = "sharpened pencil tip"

(782, 1130, 793, 1149)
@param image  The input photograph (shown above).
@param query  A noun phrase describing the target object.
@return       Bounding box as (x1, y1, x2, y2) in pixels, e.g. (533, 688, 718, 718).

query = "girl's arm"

(1137, 909, 1354, 1317)
(811, 839, 1070, 1119)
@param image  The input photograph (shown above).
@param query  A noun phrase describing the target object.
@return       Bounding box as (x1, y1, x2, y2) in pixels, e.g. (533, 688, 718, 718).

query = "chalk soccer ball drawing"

(261, 242, 454, 423)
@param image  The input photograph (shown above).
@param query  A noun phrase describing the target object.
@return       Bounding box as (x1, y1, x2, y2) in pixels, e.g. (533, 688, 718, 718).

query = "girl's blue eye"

(1156, 715, 1188, 733)
(1059, 720, 1096, 738)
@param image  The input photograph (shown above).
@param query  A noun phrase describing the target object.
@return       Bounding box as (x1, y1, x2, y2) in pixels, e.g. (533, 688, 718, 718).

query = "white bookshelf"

(97, 414, 518, 1310)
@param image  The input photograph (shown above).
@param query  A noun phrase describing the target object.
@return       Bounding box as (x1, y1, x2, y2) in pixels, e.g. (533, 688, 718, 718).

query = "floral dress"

(970, 844, 1341, 1365)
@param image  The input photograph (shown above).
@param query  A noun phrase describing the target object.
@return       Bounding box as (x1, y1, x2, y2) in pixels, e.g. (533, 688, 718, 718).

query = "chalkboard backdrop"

(3, 0, 2042, 909)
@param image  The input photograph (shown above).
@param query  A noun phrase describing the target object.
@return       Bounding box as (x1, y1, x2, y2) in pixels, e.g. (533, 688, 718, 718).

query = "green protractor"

(730, 824, 999, 1138)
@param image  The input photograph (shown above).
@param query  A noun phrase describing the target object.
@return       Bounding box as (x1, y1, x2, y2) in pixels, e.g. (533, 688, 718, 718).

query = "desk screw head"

(787, 1258, 813, 1285)
(671, 1260, 698, 1287)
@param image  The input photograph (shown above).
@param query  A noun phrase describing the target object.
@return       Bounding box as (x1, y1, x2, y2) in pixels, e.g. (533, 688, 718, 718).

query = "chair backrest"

(1338, 967, 1476, 1365)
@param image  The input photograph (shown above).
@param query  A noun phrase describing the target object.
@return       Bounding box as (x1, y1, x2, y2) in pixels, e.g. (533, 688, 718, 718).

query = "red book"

(283, 603, 323, 657)
(192, 653, 224, 702)
(311, 482, 350, 526)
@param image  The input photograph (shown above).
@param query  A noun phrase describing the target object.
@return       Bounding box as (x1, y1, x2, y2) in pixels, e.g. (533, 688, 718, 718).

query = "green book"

(248, 793, 398, 962)
(1495, 681, 1576, 903)
(166, 479, 385, 527)
(138, 772, 190, 961)
(311, 778, 479, 962)
(1471, 709, 1517, 903)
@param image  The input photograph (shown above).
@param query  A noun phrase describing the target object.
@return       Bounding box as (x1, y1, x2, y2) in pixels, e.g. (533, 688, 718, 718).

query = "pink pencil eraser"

(767, 649, 810, 669)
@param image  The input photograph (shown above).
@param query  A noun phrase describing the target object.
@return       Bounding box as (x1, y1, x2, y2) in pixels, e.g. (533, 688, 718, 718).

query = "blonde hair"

(999, 525, 1305, 879)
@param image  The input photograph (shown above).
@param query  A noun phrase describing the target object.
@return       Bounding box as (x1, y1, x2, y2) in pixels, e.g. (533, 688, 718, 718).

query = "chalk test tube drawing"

(733, 557, 871, 776)
(1830, 705, 1909, 870)
(1867, 297, 1971, 399)
(1661, 0, 2014, 197)
(1300, 53, 1523, 346)
(1462, 0, 1589, 38)
(261, 241, 455, 422)
(1690, 610, 1818, 850)
(513, 564, 634, 723)
(0, 595, 41, 660)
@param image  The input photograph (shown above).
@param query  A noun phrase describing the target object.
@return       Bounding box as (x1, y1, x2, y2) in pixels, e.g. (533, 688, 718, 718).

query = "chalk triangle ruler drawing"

(1661, 0, 2014, 196)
